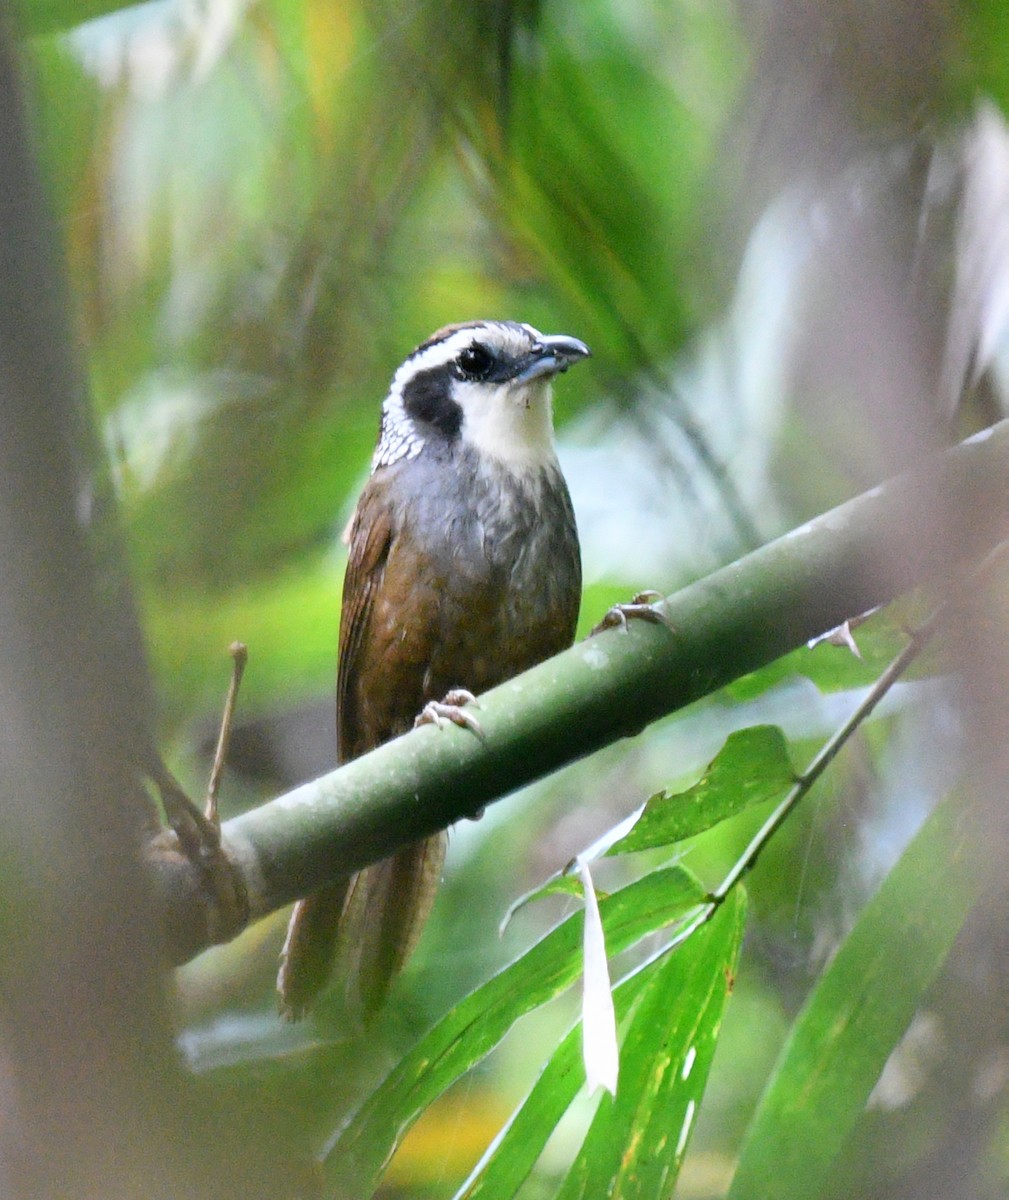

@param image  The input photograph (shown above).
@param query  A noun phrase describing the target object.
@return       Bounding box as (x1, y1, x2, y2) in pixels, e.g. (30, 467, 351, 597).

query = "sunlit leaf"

(322, 867, 705, 1196)
(576, 859, 618, 1097)
(555, 890, 745, 1199)
(458, 889, 745, 1200)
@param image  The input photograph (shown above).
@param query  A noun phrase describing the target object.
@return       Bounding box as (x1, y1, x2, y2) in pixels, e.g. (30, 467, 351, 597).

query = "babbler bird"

(278, 320, 589, 1018)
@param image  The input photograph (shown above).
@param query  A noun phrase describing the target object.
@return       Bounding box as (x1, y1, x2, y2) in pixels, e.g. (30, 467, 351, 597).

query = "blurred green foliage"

(25, 0, 743, 729)
(14, 0, 1009, 1197)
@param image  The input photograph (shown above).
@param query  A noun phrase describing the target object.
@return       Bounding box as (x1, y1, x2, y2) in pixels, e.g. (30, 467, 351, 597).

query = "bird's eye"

(456, 342, 494, 380)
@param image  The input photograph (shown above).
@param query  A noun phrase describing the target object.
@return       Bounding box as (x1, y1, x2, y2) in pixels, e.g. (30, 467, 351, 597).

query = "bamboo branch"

(155, 420, 1009, 962)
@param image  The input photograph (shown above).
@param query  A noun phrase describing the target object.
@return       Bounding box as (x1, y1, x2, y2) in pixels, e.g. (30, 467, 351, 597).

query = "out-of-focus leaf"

(728, 596, 941, 701)
(959, 3, 1009, 115)
(940, 102, 1009, 414)
(728, 793, 981, 1200)
(607, 726, 795, 855)
(14, 0, 140, 37)
(322, 867, 705, 1197)
(556, 888, 745, 1200)
(145, 554, 340, 723)
(498, 0, 735, 373)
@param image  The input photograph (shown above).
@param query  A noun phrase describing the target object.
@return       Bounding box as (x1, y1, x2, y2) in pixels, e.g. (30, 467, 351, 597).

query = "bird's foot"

(591, 590, 672, 636)
(415, 688, 485, 740)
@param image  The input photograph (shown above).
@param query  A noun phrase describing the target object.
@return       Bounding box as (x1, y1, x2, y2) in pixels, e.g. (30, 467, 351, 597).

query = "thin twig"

(664, 538, 1009, 951)
(204, 642, 248, 829)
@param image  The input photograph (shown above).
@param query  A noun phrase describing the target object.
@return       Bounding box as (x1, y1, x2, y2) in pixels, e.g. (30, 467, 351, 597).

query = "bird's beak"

(511, 334, 591, 384)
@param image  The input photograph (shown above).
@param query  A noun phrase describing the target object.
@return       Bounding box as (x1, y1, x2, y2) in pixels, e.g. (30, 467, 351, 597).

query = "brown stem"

(204, 641, 249, 827)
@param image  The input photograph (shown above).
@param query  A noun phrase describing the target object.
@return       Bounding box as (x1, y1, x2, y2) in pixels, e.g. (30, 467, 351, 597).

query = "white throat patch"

(451, 376, 558, 474)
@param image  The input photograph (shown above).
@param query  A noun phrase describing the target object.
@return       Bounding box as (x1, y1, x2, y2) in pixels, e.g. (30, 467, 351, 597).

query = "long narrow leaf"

(728, 793, 981, 1200)
(323, 867, 705, 1196)
(458, 888, 745, 1199)
(576, 859, 619, 1096)
(455, 959, 657, 1200)
(556, 889, 746, 1199)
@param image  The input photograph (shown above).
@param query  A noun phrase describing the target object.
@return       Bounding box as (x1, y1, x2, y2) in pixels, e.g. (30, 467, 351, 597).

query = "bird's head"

(374, 320, 590, 475)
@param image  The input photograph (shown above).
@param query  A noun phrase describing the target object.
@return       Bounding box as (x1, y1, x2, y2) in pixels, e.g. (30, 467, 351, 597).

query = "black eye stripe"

(401, 366, 463, 440)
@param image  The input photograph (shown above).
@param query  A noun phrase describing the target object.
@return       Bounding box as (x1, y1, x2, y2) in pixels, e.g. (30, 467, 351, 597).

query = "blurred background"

(16, 0, 1009, 1195)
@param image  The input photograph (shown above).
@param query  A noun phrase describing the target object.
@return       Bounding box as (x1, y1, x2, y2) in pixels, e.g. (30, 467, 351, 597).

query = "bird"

(277, 319, 589, 1019)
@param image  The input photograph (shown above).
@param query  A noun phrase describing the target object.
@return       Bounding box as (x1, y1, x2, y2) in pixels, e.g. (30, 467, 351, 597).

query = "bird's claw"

(415, 689, 485, 740)
(591, 590, 672, 636)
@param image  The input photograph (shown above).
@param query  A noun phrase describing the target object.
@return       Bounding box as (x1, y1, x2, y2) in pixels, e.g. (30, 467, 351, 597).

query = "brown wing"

(334, 477, 394, 764)
(336, 470, 446, 761)
(280, 469, 447, 1018)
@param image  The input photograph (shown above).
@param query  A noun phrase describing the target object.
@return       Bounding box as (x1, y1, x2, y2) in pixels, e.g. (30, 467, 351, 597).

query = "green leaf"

(458, 889, 746, 1200)
(145, 554, 341, 723)
(13, 0, 140, 37)
(607, 726, 796, 855)
(454, 962, 655, 1200)
(556, 888, 746, 1199)
(728, 597, 943, 702)
(322, 867, 706, 1197)
(498, 872, 588, 932)
(728, 793, 981, 1200)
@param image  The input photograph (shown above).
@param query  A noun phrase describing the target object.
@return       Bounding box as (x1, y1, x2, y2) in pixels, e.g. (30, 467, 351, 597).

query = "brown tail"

(277, 832, 447, 1020)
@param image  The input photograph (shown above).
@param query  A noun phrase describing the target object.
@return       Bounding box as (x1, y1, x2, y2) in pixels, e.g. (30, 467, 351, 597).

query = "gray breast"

(384, 444, 581, 694)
